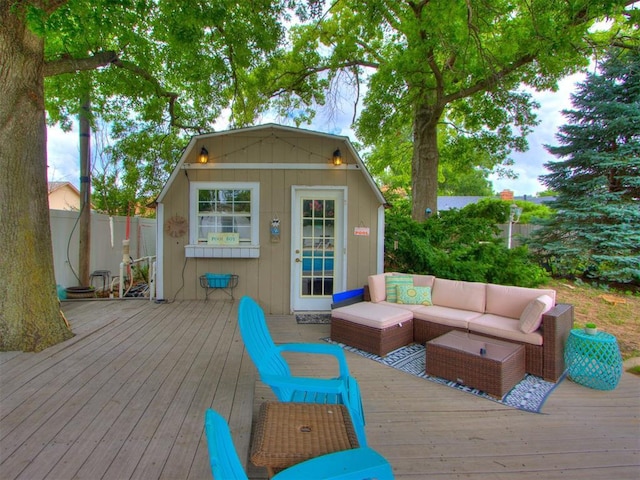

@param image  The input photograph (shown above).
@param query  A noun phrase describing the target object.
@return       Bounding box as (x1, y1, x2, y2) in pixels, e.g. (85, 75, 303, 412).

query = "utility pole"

(78, 94, 91, 286)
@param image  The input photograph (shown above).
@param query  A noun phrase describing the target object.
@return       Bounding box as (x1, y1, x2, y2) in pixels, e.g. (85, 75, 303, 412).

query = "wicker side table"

(251, 402, 359, 477)
(564, 329, 623, 390)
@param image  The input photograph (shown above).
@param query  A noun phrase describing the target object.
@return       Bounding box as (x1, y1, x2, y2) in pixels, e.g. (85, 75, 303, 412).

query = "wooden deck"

(1, 299, 638, 479)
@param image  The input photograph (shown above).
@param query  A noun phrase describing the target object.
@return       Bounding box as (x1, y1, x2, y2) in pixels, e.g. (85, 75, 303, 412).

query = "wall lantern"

(198, 146, 209, 164)
(332, 149, 343, 166)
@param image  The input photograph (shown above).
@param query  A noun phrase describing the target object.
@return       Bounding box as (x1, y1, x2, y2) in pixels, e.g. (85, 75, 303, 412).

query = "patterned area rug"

(324, 339, 564, 413)
(296, 313, 332, 324)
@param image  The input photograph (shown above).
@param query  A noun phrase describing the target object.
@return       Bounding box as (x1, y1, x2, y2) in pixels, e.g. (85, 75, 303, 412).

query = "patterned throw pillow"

(384, 275, 413, 303)
(396, 285, 432, 306)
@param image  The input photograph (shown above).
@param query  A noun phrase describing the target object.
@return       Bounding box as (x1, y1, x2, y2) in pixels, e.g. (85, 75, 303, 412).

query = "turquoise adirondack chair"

(237, 296, 367, 446)
(204, 409, 394, 480)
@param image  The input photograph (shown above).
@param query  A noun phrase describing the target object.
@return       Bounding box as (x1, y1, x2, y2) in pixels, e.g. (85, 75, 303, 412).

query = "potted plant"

(584, 322, 598, 335)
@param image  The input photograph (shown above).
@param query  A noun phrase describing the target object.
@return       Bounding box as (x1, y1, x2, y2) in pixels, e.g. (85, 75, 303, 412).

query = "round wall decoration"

(165, 215, 188, 238)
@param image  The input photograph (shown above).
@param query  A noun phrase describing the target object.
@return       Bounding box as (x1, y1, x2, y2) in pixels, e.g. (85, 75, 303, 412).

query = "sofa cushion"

(519, 295, 555, 333)
(431, 278, 486, 313)
(385, 275, 413, 303)
(485, 284, 556, 319)
(413, 305, 483, 330)
(468, 314, 543, 346)
(396, 285, 432, 306)
(378, 301, 425, 312)
(412, 274, 436, 288)
(368, 273, 392, 303)
(332, 302, 413, 329)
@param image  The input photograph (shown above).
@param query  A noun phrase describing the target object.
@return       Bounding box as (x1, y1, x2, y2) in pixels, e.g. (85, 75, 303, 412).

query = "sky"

(46, 73, 585, 197)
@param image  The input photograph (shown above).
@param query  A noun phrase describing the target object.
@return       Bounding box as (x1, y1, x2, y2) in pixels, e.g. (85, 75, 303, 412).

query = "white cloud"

(491, 73, 585, 196)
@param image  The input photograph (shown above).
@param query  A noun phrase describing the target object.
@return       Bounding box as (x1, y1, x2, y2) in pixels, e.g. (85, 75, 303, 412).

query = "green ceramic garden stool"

(564, 329, 623, 390)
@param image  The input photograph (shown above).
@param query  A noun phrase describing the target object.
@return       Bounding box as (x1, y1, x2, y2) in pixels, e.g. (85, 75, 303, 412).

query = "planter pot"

(584, 327, 598, 336)
(65, 286, 96, 299)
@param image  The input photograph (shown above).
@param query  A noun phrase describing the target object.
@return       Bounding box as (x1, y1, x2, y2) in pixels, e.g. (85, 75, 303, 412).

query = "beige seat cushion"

(413, 305, 482, 330)
(332, 302, 413, 329)
(468, 314, 543, 346)
(412, 274, 436, 288)
(431, 278, 486, 313)
(485, 284, 556, 318)
(367, 272, 394, 303)
(378, 301, 425, 312)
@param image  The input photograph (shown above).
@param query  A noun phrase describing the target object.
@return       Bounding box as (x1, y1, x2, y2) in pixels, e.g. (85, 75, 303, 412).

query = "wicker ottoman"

(426, 331, 525, 398)
(331, 302, 414, 356)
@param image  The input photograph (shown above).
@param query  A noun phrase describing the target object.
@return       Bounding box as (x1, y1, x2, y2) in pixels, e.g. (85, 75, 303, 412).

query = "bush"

(384, 202, 549, 287)
(463, 198, 554, 224)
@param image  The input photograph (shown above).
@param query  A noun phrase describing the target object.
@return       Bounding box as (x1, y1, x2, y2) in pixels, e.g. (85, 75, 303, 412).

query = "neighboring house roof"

(157, 123, 387, 205)
(48, 181, 81, 210)
(48, 181, 80, 195)
(437, 196, 486, 211)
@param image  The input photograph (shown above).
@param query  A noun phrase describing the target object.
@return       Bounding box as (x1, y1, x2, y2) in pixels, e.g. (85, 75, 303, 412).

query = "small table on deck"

(564, 328, 623, 390)
(426, 331, 526, 399)
(250, 402, 360, 477)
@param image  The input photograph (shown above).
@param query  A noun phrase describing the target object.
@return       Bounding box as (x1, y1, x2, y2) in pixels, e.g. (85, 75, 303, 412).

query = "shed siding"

(160, 127, 382, 314)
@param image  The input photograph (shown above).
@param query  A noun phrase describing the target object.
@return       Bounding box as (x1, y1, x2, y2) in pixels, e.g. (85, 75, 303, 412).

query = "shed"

(156, 124, 387, 314)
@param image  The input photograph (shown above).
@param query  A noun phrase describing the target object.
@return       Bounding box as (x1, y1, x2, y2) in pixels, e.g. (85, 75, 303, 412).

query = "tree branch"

(444, 53, 535, 103)
(110, 59, 203, 131)
(407, 0, 431, 16)
(43, 51, 118, 77)
(43, 0, 69, 15)
(270, 59, 379, 97)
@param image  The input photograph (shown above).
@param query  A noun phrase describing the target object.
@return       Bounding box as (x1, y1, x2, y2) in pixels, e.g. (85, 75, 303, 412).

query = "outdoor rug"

(324, 338, 564, 413)
(296, 313, 332, 324)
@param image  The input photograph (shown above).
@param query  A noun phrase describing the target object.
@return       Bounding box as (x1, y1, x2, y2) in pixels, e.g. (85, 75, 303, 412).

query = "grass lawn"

(549, 279, 640, 361)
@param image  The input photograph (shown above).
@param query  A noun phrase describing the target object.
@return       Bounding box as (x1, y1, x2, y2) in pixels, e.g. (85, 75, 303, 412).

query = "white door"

(291, 188, 345, 311)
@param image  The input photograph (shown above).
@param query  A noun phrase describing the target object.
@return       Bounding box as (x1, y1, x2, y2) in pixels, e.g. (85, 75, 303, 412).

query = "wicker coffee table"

(250, 402, 360, 477)
(426, 331, 525, 398)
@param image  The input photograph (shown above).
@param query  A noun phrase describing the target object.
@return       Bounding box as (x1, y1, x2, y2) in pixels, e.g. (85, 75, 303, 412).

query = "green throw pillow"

(385, 275, 413, 303)
(396, 285, 432, 306)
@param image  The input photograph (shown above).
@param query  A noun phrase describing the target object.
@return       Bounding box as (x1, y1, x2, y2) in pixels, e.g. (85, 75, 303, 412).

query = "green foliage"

(246, 0, 633, 218)
(40, 1, 323, 215)
(461, 198, 554, 224)
(133, 263, 149, 283)
(91, 122, 185, 217)
(529, 48, 640, 286)
(536, 190, 558, 197)
(384, 200, 549, 287)
(364, 124, 496, 196)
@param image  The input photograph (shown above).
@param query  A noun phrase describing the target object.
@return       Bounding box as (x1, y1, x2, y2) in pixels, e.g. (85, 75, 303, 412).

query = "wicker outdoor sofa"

(331, 273, 574, 382)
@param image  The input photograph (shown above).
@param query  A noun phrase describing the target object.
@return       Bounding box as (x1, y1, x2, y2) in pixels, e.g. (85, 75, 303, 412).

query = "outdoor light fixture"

(198, 146, 209, 164)
(332, 149, 343, 166)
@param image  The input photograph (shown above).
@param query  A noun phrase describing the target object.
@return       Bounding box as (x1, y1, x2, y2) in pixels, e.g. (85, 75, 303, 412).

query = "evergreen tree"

(529, 49, 640, 286)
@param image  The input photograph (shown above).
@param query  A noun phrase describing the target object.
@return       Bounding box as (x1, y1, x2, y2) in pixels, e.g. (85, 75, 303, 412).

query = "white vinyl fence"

(496, 223, 541, 248)
(50, 209, 156, 291)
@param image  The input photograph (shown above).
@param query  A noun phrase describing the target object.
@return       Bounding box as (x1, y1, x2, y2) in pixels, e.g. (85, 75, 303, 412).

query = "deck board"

(0, 300, 638, 480)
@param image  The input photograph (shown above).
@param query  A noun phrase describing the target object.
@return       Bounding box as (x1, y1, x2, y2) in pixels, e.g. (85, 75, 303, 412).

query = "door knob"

(295, 258, 301, 262)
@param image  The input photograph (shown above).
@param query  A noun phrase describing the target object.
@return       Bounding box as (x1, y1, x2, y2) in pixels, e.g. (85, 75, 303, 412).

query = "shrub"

(384, 202, 549, 287)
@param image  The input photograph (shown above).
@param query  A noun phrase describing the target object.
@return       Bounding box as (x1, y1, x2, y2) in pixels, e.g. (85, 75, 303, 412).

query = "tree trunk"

(411, 103, 443, 221)
(0, 5, 74, 351)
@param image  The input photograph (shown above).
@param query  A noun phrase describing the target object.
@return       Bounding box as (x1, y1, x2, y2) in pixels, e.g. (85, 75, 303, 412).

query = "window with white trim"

(188, 182, 260, 257)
